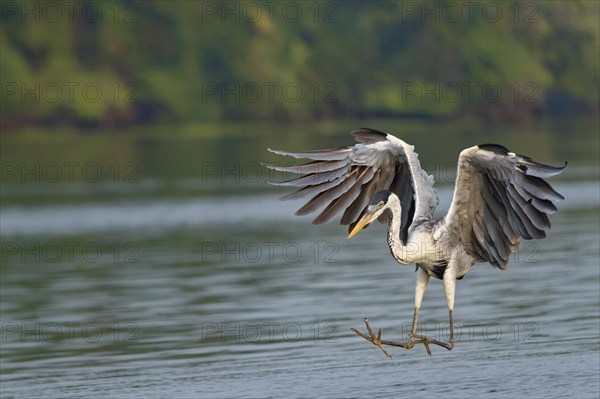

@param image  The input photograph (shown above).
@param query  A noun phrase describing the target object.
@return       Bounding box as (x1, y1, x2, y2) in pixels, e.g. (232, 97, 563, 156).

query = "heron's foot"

(410, 333, 455, 353)
(351, 318, 455, 357)
(351, 318, 393, 358)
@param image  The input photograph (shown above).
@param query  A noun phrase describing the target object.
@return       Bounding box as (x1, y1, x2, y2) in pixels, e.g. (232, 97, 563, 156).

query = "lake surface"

(1, 119, 599, 398)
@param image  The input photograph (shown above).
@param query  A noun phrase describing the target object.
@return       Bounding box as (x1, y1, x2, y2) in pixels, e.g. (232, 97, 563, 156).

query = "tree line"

(2, 1, 598, 129)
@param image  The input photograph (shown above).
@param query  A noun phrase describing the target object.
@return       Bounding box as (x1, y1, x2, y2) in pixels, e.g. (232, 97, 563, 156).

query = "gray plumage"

(265, 128, 566, 278)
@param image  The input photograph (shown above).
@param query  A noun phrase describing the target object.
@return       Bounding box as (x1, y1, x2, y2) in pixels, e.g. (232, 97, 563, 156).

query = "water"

(1, 119, 599, 398)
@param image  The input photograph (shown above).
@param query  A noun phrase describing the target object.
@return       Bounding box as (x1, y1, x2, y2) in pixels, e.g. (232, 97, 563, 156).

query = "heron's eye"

(378, 201, 384, 208)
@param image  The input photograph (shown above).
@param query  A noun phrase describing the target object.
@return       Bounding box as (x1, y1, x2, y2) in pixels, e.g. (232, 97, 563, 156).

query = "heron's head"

(348, 190, 395, 239)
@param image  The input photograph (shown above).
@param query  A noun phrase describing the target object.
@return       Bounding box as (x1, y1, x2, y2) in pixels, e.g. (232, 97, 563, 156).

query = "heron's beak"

(348, 211, 378, 239)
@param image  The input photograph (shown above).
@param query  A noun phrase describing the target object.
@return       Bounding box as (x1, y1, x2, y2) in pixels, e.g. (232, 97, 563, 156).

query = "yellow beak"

(348, 211, 379, 239)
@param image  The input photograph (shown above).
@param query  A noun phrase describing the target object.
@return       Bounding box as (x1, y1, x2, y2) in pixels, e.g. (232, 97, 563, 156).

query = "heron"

(265, 128, 566, 357)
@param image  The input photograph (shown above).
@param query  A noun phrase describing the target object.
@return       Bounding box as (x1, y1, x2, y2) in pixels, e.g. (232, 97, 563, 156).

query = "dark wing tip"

(351, 128, 388, 143)
(555, 160, 568, 173)
(477, 144, 510, 155)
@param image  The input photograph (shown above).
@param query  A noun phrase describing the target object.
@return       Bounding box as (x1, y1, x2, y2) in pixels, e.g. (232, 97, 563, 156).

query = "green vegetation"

(1, 0, 598, 130)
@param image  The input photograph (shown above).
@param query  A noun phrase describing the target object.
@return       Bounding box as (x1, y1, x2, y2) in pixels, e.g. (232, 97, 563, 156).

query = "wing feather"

(279, 176, 347, 201)
(505, 187, 545, 239)
(264, 159, 348, 174)
(482, 173, 519, 245)
(265, 129, 439, 240)
(507, 185, 550, 231)
(313, 168, 376, 224)
(341, 172, 381, 224)
(294, 170, 358, 216)
(269, 165, 349, 186)
(267, 148, 351, 161)
(445, 145, 565, 269)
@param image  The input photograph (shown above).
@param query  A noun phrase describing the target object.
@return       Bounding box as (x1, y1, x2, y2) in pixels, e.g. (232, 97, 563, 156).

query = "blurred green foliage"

(1, 0, 598, 129)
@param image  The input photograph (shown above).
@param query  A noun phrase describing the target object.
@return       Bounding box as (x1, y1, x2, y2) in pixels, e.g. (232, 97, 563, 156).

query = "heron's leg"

(441, 265, 456, 349)
(352, 266, 457, 356)
(408, 267, 456, 351)
(410, 268, 430, 336)
(352, 269, 440, 357)
(404, 268, 435, 354)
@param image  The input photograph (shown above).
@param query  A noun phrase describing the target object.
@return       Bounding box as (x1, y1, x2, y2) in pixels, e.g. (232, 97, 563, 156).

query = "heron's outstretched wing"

(264, 128, 438, 242)
(444, 145, 566, 269)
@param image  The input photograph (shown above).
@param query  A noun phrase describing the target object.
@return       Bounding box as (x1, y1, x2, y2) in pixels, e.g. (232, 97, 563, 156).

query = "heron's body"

(266, 128, 565, 357)
(384, 214, 454, 276)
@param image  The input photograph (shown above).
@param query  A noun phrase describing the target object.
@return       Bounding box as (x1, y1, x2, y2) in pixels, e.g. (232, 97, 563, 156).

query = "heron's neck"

(386, 197, 411, 264)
